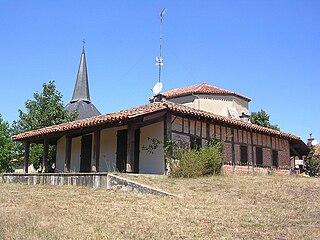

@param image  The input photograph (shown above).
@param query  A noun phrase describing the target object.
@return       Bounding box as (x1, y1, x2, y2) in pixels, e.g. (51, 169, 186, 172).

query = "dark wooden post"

(231, 128, 235, 174)
(24, 141, 30, 173)
(126, 123, 136, 173)
(164, 113, 172, 144)
(43, 137, 49, 173)
(65, 136, 72, 172)
(206, 123, 210, 142)
(93, 129, 101, 172)
(251, 132, 255, 175)
(164, 113, 172, 173)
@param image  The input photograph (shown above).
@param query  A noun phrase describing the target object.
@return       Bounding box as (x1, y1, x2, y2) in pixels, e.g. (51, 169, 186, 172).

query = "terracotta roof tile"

(12, 101, 300, 141)
(163, 83, 251, 102)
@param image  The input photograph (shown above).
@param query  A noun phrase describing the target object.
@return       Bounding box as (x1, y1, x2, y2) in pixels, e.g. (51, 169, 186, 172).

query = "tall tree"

(250, 109, 280, 131)
(0, 114, 13, 172)
(13, 81, 77, 171)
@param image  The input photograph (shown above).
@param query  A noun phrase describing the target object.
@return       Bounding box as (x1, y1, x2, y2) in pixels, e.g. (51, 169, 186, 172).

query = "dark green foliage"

(250, 109, 280, 131)
(0, 114, 13, 172)
(13, 81, 77, 170)
(169, 139, 224, 178)
(305, 146, 320, 177)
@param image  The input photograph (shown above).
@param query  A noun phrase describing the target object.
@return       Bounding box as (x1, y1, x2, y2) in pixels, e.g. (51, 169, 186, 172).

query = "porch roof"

(12, 101, 301, 142)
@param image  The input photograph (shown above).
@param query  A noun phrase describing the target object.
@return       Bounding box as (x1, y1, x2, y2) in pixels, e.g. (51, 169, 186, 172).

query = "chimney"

(307, 133, 315, 148)
(149, 93, 167, 103)
(239, 112, 251, 123)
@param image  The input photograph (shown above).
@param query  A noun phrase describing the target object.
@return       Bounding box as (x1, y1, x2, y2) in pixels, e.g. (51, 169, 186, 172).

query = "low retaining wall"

(0, 173, 181, 198)
(223, 165, 289, 176)
(0, 173, 109, 188)
(107, 174, 182, 198)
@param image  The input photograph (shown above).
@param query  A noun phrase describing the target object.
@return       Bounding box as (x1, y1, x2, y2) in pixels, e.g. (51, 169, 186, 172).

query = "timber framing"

(14, 101, 308, 173)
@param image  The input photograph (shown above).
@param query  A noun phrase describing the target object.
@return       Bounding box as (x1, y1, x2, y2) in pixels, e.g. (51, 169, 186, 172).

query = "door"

(272, 150, 279, 168)
(240, 146, 248, 165)
(116, 130, 128, 172)
(80, 135, 92, 172)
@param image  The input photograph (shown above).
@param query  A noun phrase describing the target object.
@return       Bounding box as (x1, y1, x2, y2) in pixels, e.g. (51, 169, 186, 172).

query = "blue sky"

(1, 0, 319, 142)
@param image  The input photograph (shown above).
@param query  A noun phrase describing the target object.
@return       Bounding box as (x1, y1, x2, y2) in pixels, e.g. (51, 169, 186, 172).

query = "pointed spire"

(70, 47, 91, 103)
(66, 45, 101, 120)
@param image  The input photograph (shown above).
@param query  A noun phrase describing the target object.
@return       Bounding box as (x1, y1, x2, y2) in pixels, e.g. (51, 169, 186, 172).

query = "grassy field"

(1, 175, 320, 240)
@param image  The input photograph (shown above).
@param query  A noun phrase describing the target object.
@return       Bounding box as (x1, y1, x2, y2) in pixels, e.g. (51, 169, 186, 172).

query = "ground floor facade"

(13, 102, 308, 174)
(54, 114, 297, 175)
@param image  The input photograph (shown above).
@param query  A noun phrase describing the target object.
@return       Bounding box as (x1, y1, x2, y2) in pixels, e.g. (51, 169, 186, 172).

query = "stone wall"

(223, 165, 289, 176)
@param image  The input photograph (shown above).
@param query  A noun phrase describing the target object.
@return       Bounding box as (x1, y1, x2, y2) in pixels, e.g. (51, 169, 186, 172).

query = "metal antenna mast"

(156, 8, 166, 83)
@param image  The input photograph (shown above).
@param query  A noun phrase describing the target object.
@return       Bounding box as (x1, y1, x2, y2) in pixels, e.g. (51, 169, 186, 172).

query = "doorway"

(80, 135, 92, 172)
(116, 130, 128, 172)
(116, 129, 140, 173)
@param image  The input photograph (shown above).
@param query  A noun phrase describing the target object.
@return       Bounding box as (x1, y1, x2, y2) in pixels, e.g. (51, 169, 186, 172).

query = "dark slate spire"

(71, 47, 90, 103)
(65, 47, 101, 120)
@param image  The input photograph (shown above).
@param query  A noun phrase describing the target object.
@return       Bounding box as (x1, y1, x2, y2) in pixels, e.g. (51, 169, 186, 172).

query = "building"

(65, 47, 100, 120)
(12, 50, 309, 174)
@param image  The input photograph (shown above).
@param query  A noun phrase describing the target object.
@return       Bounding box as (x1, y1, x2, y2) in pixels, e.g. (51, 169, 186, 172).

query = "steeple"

(70, 47, 90, 103)
(65, 46, 101, 120)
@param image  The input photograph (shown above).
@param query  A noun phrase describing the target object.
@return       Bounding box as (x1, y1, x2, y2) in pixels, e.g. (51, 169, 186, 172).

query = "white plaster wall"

(99, 126, 127, 172)
(55, 136, 66, 173)
(139, 121, 165, 174)
(70, 136, 81, 172)
(168, 94, 249, 118)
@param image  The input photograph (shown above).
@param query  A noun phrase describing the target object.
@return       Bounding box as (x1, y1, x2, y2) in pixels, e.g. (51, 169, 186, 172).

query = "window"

(272, 150, 278, 168)
(190, 136, 202, 150)
(256, 147, 263, 166)
(240, 146, 248, 165)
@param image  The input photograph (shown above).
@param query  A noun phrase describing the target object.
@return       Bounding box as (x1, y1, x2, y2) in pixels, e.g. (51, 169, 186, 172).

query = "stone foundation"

(223, 165, 289, 176)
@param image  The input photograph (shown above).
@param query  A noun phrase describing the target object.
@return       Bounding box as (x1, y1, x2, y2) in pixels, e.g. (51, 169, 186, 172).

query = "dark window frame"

(240, 145, 248, 165)
(256, 147, 263, 166)
(190, 135, 202, 150)
(272, 150, 279, 168)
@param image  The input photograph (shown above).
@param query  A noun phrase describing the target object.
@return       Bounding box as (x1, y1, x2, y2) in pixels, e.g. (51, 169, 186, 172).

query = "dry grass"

(1, 175, 320, 240)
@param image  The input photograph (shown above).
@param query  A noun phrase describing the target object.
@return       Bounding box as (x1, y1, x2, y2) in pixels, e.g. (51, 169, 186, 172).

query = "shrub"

(169, 140, 224, 178)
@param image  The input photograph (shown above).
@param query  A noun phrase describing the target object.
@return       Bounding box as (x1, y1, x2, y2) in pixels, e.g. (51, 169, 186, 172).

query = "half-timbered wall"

(170, 114, 291, 168)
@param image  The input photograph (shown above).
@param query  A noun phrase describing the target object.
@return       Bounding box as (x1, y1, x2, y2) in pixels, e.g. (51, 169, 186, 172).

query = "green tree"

(250, 109, 280, 131)
(13, 81, 77, 171)
(0, 114, 14, 172)
(305, 145, 320, 177)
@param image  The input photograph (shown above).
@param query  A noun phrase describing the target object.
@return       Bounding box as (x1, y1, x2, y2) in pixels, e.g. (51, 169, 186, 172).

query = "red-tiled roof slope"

(163, 83, 251, 102)
(12, 101, 299, 141)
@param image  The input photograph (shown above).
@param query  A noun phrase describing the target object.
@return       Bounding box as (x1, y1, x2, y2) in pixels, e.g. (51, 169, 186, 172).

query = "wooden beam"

(164, 113, 172, 143)
(206, 123, 210, 142)
(24, 142, 30, 173)
(251, 132, 255, 175)
(93, 129, 101, 172)
(231, 128, 235, 165)
(64, 136, 72, 172)
(126, 123, 136, 173)
(230, 128, 236, 174)
(43, 137, 49, 173)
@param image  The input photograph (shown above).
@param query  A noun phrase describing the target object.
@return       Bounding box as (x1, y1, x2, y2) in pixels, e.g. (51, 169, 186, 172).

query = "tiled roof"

(163, 83, 251, 102)
(12, 101, 300, 141)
